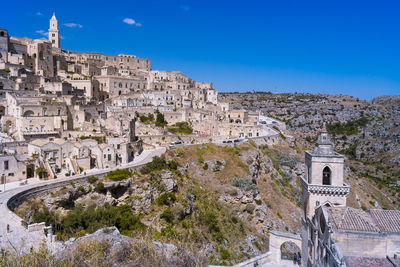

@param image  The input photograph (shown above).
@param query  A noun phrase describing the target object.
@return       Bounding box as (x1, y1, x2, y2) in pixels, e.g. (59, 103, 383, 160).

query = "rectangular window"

(104, 154, 106, 159)
(117, 144, 120, 149)
(108, 154, 111, 161)
(4, 160, 9, 170)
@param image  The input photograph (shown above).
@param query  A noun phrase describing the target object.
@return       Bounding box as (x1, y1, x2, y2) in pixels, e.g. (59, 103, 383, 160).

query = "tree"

(155, 111, 167, 128)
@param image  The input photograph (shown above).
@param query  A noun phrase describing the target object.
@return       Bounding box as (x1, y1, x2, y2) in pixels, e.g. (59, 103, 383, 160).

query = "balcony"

(300, 177, 350, 195)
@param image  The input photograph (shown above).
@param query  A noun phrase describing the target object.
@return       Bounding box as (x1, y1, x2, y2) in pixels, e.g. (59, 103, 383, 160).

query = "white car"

(169, 140, 184, 148)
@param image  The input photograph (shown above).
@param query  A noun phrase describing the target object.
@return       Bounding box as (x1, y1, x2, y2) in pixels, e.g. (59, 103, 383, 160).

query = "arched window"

(322, 166, 331, 185)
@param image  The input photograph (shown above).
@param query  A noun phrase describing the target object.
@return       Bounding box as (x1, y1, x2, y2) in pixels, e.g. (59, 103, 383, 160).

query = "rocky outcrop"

(241, 150, 272, 179)
(54, 188, 86, 209)
(160, 171, 177, 192)
(56, 227, 205, 266)
(203, 159, 226, 172)
(103, 178, 132, 199)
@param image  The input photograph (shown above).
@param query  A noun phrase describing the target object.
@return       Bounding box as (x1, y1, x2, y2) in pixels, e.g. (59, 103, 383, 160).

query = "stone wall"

(7, 164, 144, 211)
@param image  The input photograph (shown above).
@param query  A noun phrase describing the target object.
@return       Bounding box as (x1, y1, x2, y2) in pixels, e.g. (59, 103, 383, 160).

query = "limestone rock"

(203, 159, 226, 172)
(103, 178, 131, 198)
(54, 188, 86, 208)
(160, 171, 177, 192)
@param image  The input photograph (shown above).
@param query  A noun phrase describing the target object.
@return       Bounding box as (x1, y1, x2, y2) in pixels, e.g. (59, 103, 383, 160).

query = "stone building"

(0, 154, 29, 183)
(300, 130, 400, 266)
(0, 27, 9, 63)
(2, 92, 70, 141)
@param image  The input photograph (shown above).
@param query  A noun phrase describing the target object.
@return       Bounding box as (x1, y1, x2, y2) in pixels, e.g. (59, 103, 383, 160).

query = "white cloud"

(36, 12, 43, 16)
(35, 30, 48, 37)
(123, 18, 142, 26)
(64, 23, 83, 28)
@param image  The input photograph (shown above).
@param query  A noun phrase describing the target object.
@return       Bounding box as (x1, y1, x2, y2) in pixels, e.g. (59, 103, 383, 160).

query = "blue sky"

(2, 0, 400, 99)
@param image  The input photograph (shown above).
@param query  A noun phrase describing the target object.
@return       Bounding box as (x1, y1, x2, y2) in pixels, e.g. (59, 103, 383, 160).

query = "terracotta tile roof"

(369, 209, 400, 233)
(328, 207, 400, 234)
(344, 256, 400, 267)
(328, 207, 379, 233)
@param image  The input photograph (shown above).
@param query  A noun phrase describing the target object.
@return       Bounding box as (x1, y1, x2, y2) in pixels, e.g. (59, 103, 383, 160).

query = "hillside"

(11, 92, 400, 265)
(221, 92, 400, 211)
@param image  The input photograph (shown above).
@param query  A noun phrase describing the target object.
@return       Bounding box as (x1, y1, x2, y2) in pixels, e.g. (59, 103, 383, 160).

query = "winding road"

(0, 147, 166, 254)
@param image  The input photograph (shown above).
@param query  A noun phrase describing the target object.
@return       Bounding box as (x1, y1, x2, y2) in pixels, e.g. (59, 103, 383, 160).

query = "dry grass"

(0, 235, 207, 267)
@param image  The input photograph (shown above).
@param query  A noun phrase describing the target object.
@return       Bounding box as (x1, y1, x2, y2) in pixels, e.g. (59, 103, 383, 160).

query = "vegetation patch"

(106, 169, 132, 181)
(140, 156, 178, 174)
(32, 204, 145, 240)
(327, 117, 368, 136)
(167, 121, 193, 135)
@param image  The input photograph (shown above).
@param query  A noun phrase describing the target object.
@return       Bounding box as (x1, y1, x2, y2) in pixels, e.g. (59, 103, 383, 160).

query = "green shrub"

(33, 204, 146, 239)
(140, 156, 178, 174)
(88, 176, 97, 184)
(167, 121, 193, 135)
(155, 111, 168, 128)
(220, 247, 231, 260)
(203, 163, 208, 170)
(156, 192, 176, 206)
(326, 117, 368, 136)
(106, 169, 132, 181)
(160, 207, 173, 223)
(95, 182, 106, 194)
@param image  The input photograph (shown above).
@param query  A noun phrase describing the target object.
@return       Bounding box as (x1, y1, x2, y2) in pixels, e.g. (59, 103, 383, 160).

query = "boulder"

(160, 171, 177, 192)
(203, 159, 226, 172)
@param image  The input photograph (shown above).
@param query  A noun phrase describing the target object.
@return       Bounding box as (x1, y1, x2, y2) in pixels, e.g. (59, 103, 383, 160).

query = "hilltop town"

(1, 14, 400, 267)
(0, 14, 281, 182)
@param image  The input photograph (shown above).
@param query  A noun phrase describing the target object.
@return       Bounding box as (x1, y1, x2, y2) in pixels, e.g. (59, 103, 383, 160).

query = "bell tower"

(300, 129, 350, 267)
(301, 129, 350, 218)
(48, 12, 60, 48)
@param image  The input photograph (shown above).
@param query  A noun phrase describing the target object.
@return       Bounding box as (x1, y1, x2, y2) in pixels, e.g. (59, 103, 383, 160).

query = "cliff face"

(220, 92, 400, 211)
(14, 142, 307, 265)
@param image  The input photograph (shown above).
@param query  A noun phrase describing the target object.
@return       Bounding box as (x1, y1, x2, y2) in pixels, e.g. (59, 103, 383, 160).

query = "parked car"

(169, 140, 184, 148)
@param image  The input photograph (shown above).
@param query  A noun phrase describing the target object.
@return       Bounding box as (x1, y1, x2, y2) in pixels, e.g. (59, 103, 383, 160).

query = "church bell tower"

(48, 12, 60, 48)
(300, 128, 350, 267)
(301, 128, 350, 218)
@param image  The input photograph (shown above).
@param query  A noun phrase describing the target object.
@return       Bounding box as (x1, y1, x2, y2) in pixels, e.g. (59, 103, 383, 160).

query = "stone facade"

(301, 131, 400, 267)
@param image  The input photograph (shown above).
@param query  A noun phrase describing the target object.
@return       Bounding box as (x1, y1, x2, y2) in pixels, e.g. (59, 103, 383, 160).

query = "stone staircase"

(43, 161, 54, 179)
(70, 158, 80, 174)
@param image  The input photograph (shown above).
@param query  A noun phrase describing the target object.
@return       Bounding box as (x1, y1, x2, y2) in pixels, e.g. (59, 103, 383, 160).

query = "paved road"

(0, 147, 166, 253)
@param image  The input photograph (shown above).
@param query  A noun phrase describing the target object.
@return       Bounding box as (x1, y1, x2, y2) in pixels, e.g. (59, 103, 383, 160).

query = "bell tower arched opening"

(322, 166, 331, 185)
